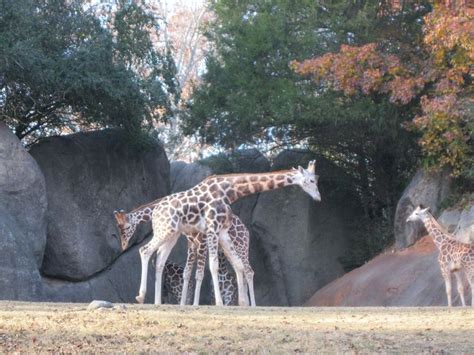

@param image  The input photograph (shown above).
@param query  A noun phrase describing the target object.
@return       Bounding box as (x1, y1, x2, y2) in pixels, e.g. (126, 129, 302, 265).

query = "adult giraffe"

(137, 160, 320, 306)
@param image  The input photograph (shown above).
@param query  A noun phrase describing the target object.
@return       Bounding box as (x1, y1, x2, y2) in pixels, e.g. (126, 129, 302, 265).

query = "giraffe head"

(113, 210, 134, 251)
(406, 205, 430, 223)
(293, 160, 321, 201)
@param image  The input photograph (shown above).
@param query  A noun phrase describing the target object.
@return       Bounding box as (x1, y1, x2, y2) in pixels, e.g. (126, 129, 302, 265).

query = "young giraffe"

(137, 161, 320, 306)
(407, 205, 474, 307)
(180, 214, 254, 306)
(162, 261, 194, 304)
(164, 259, 236, 305)
(114, 204, 254, 306)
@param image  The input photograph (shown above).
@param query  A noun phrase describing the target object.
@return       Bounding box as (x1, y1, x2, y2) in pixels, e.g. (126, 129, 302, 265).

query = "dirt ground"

(0, 302, 473, 353)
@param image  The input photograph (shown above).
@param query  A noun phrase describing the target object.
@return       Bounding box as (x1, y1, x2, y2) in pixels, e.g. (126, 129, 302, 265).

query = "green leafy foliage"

(0, 0, 178, 143)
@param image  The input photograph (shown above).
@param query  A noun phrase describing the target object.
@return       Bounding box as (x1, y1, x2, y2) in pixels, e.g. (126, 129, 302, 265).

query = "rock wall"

(30, 130, 169, 280)
(0, 122, 47, 267)
(42, 237, 156, 303)
(0, 123, 46, 300)
(439, 195, 474, 244)
(0, 125, 168, 303)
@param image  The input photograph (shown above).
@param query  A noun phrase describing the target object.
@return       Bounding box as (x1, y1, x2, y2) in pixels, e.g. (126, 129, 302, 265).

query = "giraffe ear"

(298, 166, 305, 174)
(307, 160, 316, 174)
(421, 207, 430, 213)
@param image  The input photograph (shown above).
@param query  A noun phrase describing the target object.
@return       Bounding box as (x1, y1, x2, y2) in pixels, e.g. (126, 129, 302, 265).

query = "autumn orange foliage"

(291, 4, 473, 175)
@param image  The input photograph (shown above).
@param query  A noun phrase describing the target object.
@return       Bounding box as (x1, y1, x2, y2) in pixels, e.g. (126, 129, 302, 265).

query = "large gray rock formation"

(30, 130, 169, 281)
(0, 205, 43, 300)
(394, 169, 452, 249)
(0, 123, 46, 300)
(0, 122, 47, 267)
(439, 195, 474, 244)
(42, 237, 156, 303)
(170, 161, 213, 193)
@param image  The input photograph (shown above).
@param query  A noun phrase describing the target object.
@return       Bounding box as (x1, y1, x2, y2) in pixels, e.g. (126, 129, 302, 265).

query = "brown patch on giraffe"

(267, 180, 275, 189)
(189, 205, 199, 215)
(260, 176, 268, 182)
(238, 186, 251, 195)
(276, 181, 286, 188)
(227, 190, 237, 201)
(250, 176, 258, 182)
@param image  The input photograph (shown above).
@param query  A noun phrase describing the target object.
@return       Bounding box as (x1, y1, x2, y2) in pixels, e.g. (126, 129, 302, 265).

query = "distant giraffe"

(135, 161, 320, 306)
(114, 205, 254, 305)
(407, 205, 474, 306)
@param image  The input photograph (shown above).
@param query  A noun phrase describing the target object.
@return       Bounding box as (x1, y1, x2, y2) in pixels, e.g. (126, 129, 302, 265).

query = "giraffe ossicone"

(407, 205, 474, 307)
(135, 160, 321, 306)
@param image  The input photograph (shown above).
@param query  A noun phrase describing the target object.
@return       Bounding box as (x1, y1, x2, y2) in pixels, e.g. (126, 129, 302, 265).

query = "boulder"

(454, 198, 474, 243)
(305, 236, 468, 307)
(42, 237, 157, 303)
(30, 130, 169, 281)
(170, 161, 213, 193)
(0, 205, 43, 300)
(230, 149, 270, 173)
(394, 169, 452, 249)
(439, 208, 462, 235)
(0, 122, 47, 267)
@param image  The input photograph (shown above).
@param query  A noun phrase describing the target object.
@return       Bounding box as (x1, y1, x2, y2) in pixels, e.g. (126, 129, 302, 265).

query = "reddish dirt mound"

(305, 236, 470, 307)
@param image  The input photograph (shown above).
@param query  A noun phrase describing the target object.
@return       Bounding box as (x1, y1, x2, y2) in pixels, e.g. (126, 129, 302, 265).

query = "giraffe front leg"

(193, 234, 208, 306)
(136, 241, 156, 304)
(154, 237, 179, 305)
(245, 266, 256, 307)
(466, 272, 474, 307)
(440, 265, 452, 307)
(207, 231, 223, 306)
(219, 232, 247, 307)
(181, 237, 197, 306)
(454, 271, 466, 307)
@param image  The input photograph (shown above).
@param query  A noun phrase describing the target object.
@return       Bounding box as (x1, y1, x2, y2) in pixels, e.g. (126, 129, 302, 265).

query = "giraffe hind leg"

(440, 265, 453, 307)
(245, 266, 256, 307)
(154, 236, 179, 305)
(219, 231, 247, 307)
(136, 239, 160, 304)
(181, 236, 197, 306)
(453, 271, 466, 307)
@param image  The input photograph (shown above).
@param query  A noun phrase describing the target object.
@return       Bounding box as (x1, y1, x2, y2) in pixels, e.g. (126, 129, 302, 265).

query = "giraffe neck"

(215, 170, 299, 203)
(422, 214, 450, 249)
(127, 207, 153, 226)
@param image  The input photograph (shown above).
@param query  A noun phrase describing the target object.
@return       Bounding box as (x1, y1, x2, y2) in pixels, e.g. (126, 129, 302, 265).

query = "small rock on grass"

(87, 300, 114, 310)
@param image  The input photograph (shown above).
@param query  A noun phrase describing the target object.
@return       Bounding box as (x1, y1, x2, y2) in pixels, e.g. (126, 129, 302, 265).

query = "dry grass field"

(0, 302, 473, 353)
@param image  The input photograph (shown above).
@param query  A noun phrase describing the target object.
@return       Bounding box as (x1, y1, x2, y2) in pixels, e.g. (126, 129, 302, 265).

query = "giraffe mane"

(426, 211, 456, 239)
(203, 169, 296, 181)
(127, 196, 166, 214)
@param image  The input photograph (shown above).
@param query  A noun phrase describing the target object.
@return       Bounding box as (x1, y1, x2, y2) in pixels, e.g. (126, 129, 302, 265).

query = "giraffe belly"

(449, 260, 462, 272)
(180, 217, 206, 234)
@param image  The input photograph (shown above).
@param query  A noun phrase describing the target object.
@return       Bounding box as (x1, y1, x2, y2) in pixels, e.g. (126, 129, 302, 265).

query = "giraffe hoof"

(136, 295, 145, 304)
